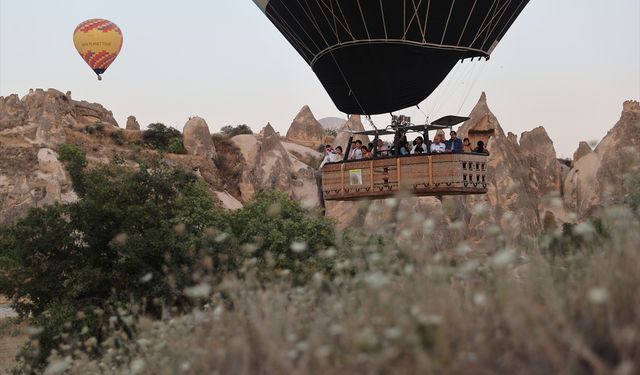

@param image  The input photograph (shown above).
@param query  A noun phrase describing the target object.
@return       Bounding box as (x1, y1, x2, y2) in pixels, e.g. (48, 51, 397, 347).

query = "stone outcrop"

(573, 142, 593, 163)
(0, 89, 119, 146)
(285, 105, 325, 149)
(232, 124, 319, 206)
(0, 147, 76, 226)
(182, 117, 216, 159)
(564, 100, 640, 217)
(519, 126, 562, 201)
(332, 115, 370, 150)
(448, 92, 542, 241)
(126, 115, 140, 131)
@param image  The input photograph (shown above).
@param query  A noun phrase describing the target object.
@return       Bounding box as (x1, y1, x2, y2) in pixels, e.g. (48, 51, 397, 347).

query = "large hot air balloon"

(73, 19, 123, 80)
(254, 0, 529, 114)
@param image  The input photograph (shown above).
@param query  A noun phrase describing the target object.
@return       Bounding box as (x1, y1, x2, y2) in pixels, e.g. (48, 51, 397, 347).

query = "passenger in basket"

(463, 138, 473, 153)
(319, 144, 337, 168)
(447, 130, 464, 153)
(400, 140, 411, 155)
(473, 140, 490, 155)
(376, 139, 390, 157)
(335, 146, 344, 160)
(349, 140, 363, 160)
(410, 136, 429, 154)
(361, 145, 372, 159)
(430, 134, 447, 153)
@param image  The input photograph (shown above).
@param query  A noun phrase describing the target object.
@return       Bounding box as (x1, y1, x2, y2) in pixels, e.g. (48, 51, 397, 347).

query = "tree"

(0, 162, 226, 367)
(227, 190, 336, 283)
(220, 124, 252, 137)
(142, 123, 185, 153)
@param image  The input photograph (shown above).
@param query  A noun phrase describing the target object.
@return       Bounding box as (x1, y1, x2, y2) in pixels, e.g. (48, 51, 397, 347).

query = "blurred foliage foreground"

(0, 146, 639, 374)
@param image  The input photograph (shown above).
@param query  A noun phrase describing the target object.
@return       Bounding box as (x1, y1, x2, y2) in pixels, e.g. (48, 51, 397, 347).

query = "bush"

(58, 144, 87, 196)
(0, 163, 226, 369)
(220, 124, 252, 137)
(142, 123, 185, 153)
(226, 190, 336, 283)
(110, 129, 125, 145)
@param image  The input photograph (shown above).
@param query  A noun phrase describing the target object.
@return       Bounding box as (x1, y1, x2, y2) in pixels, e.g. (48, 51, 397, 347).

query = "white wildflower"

(364, 271, 390, 288)
(473, 293, 487, 306)
(574, 222, 595, 237)
(491, 248, 516, 268)
(471, 202, 489, 216)
(180, 362, 192, 372)
(321, 247, 337, 258)
(184, 283, 212, 299)
(384, 327, 403, 340)
(290, 241, 308, 253)
(139, 272, 153, 283)
(130, 358, 146, 375)
(588, 287, 609, 304)
(44, 357, 72, 374)
(455, 243, 472, 255)
(423, 219, 435, 235)
(385, 197, 399, 208)
(315, 345, 333, 358)
(214, 232, 230, 243)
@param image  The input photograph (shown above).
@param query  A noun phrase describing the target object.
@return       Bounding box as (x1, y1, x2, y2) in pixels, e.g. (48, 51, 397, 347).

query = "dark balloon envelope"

(254, 0, 530, 115)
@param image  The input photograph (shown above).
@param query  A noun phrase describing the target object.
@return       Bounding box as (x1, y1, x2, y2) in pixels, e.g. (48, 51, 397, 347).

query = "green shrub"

(58, 144, 87, 196)
(110, 129, 125, 145)
(220, 124, 252, 137)
(0, 163, 226, 369)
(226, 190, 336, 283)
(142, 123, 184, 153)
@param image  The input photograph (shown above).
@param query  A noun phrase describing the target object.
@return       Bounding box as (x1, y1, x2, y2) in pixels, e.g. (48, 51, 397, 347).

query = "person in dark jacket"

(473, 140, 490, 155)
(446, 130, 464, 153)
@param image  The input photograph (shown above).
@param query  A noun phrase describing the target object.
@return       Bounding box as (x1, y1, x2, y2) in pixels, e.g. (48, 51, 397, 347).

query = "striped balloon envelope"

(73, 19, 123, 80)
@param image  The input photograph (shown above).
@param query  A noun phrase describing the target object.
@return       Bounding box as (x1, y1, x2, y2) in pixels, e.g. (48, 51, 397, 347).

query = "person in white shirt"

(319, 144, 337, 168)
(349, 140, 363, 160)
(430, 135, 446, 153)
(410, 136, 429, 154)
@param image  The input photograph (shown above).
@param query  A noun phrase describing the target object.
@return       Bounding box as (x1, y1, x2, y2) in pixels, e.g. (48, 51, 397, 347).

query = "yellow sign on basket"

(349, 169, 363, 186)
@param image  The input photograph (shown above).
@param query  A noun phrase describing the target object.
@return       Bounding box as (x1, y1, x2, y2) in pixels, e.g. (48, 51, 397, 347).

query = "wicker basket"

(322, 153, 488, 201)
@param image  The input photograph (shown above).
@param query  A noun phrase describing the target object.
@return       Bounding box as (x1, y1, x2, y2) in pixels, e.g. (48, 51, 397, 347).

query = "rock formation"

(285, 105, 325, 149)
(519, 127, 562, 199)
(448, 92, 542, 241)
(564, 100, 640, 217)
(573, 142, 593, 163)
(232, 124, 319, 207)
(126, 115, 140, 131)
(332, 115, 370, 151)
(183, 117, 216, 159)
(0, 147, 76, 226)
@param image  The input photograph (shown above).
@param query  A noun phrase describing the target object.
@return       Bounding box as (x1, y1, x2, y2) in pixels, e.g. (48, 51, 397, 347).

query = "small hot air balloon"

(73, 19, 123, 80)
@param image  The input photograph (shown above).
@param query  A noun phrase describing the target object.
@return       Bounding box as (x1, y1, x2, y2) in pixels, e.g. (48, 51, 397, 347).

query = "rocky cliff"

(285, 105, 325, 149)
(232, 124, 320, 207)
(0, 89, 117, 224)
(564, 100, 640, 217)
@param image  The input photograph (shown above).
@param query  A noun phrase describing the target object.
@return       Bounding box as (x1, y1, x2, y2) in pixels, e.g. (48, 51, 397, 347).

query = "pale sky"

(1, 0, 638, 158)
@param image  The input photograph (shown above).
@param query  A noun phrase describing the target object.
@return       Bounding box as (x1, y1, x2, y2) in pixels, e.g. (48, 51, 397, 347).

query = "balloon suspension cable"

(416, 105, 429, 124)
(97, 74, 102, 81)
(366, 115, 378, 131)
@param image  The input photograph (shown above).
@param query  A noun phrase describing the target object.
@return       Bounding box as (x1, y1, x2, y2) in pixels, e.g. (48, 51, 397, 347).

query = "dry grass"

(0, 318, 28, 373)
(56, 204, 640, 375)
